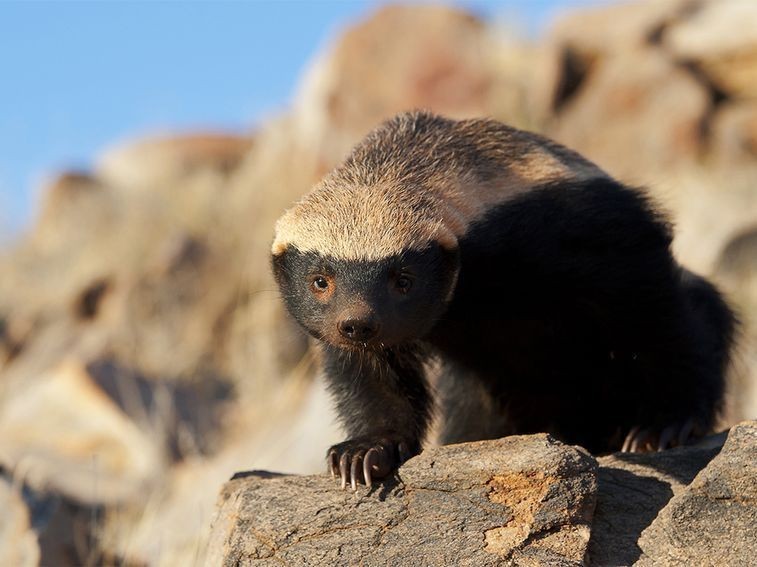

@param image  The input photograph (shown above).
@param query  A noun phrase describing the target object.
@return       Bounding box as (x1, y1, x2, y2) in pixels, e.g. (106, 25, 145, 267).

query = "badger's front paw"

(327, 435, 415, 491)
(621, 418, 707, 453)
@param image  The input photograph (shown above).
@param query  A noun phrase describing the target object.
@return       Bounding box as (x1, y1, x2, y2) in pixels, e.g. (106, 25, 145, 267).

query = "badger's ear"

(271, 247, 290, 285)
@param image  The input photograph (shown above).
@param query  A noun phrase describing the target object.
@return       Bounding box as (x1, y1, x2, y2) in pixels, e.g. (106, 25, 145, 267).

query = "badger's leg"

(621, 419, 703, 453)
(437, 361, 512, 445)
(322, 344, 432, 490)
(620, 270, 736, 453)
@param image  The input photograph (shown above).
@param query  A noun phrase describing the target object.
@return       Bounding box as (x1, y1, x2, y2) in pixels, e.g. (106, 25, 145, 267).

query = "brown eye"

(395, 275, 413, 294)
(312, 276, 329, 292)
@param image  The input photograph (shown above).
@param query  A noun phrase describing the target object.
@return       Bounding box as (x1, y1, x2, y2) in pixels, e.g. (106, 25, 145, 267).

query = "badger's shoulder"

(272, 111, 609, 261)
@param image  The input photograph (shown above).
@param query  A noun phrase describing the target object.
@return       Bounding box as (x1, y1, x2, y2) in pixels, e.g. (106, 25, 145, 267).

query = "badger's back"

(272, 111, 609, 261)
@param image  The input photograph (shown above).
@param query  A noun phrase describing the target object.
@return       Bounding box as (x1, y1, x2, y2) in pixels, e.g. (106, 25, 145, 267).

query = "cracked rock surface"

(206, 434, 597, 566)
(207, 422, 756, 566)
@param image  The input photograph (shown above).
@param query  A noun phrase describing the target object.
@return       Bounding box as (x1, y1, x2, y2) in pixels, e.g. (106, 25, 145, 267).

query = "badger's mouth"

(328, 327, 395, 352)
(335, 340, 386, 353)
(304, 323, 389, 352)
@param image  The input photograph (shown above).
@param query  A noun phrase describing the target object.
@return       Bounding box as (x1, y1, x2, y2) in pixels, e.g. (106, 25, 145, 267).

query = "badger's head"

(272, 243, 458, 349)
(271, 181, 460, 349)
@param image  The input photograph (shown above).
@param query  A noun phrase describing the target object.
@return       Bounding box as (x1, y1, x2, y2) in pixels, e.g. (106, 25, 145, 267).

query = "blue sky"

(0, 1, 607, 235)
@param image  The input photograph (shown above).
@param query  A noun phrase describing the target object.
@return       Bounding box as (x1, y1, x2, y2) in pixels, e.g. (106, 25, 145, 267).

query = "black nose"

(338, 318, 379, 342)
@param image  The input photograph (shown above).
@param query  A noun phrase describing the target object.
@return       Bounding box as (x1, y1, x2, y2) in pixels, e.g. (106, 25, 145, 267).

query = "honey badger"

(271, 111, 736, 490)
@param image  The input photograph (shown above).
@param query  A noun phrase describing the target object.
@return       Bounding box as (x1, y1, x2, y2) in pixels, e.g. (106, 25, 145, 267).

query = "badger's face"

(272, 245, 459, 349)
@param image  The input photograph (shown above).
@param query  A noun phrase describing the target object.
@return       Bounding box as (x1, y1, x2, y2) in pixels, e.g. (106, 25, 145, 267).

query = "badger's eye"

(311, 276, 329, 292)
(395, 275, 413, 294)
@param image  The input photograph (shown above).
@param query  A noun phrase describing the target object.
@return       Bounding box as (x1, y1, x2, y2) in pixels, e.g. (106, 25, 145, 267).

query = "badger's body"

(272, 112, 735, 490)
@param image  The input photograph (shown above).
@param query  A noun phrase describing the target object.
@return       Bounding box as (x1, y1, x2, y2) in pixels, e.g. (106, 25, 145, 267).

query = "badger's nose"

(338, 317, 379, 342)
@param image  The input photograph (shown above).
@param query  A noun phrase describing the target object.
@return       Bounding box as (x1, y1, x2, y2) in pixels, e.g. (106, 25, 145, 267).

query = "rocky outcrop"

(549, 47, 709, 181)
(2, 1, 757, 564)
(294, 4, 536, 171)
(207, 434, 598, 566)
(207, 423, 757, 566)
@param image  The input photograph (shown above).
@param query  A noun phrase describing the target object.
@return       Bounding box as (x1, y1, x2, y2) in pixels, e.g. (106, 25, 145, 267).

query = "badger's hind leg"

(679, 268, 737, 374)
(621, 268, 736, 453)
(621, 419, 703, 453)
(436, 361, 512, 445)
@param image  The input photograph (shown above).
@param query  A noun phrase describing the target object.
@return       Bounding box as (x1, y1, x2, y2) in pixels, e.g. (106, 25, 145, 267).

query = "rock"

(664, 0, 757, 100)
(84, 357, 233, 459)
(535, 0, 695, 120)
(31, 171, 117, 253)
(28, 490, 99, 567)
(0, 477, 40, 567)
(98, 376, 341, 567)
(587, 433, 725, 565)
(208, 426, 757, 567)
(716, 224, 757, 320)
(294, 4, 532, 169)
(548, 47, 709, 181)
(0, 359, 161, 505)
(3, 478, 121, 567)
(3, 1, 757, 564)
(711, 102, 757, 165)
(637, 421, 757, 565)
(97, 132, 254, 189)
(715, 226, 757, 421)
(0, 314, 29, 368)
(548, 0, 694, 57)
(206, 434, 598, 566)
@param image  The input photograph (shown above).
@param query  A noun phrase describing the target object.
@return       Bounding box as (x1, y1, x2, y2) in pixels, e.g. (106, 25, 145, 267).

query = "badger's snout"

(337, 315, 380, 342)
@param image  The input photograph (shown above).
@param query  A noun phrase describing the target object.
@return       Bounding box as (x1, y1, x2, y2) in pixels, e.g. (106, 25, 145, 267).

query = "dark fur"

(272, 112, 736, 478)
(432, 179, 734, 452)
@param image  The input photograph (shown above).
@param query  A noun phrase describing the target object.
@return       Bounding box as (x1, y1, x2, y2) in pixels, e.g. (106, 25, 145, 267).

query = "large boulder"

(547, 0, 693, 58)
(206, 434, 598, 566)
(294, 4, 534, 170)
(531, 0, 695, 126)
(547, 47, 709, 181)
(207, 424, 757, 566)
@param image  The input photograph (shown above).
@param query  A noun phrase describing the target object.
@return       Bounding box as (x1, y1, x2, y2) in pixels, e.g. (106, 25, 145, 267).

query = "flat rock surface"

(206, 434, 598, 566)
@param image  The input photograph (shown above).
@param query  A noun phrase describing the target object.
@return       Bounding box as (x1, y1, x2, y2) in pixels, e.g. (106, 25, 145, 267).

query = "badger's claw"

(621, 418, 703, 453)
(326, 436, 414, 491)
(328, 449, 339, 478)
